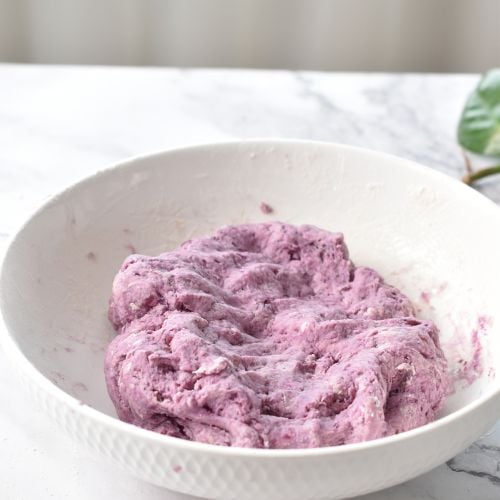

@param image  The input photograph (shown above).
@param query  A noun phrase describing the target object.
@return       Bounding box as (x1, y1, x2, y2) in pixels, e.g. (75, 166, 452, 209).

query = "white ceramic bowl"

(1, 140, 500, 500)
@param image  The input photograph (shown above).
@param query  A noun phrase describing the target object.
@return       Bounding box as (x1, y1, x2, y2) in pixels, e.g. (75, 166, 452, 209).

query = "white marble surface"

(0, 64, 499, 499)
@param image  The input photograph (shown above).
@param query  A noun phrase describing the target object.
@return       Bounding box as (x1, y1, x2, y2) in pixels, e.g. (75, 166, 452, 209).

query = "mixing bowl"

(1, 140, 499, 499)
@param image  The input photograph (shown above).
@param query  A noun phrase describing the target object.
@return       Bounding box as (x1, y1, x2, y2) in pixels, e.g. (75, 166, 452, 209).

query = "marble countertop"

(0, 64, 499, 500)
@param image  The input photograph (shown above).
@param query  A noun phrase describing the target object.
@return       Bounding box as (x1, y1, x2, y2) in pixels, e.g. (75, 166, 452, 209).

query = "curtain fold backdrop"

(0, 0, 499, 71)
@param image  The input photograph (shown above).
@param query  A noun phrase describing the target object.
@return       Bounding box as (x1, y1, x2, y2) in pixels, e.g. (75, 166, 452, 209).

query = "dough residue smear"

(104, 222, 448, 448)
(453, 315, 491, 386)
(260, 202, 274, 214)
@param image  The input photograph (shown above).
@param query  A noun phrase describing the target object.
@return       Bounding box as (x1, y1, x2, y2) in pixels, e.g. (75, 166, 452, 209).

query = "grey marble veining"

(0, 64, 499, 500)
(447, 442, 500, 486)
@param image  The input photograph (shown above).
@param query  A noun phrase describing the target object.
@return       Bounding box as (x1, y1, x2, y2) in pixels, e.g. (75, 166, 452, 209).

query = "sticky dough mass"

(104, 222, 448, 448)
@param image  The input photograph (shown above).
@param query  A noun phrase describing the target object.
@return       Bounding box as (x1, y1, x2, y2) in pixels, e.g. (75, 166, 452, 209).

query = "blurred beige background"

(0, 0, 499, 71)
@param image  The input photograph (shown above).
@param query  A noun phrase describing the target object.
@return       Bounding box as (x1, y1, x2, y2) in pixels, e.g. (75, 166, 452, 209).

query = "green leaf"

(458, 69, 500, 157)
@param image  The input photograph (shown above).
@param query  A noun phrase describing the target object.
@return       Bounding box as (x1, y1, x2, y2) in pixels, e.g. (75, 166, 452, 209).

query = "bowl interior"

(1, 141, 499, 423)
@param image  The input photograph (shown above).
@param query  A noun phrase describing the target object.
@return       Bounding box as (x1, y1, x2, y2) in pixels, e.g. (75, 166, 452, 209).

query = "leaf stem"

(463, 165, 500, 185)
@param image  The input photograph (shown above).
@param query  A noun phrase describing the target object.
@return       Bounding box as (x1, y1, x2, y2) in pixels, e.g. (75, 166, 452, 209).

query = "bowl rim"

(1, 138, 500, 459)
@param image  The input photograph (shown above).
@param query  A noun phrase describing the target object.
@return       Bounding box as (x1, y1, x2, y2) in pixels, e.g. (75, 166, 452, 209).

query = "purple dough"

(104, 222, 448, 448)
